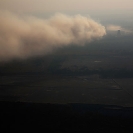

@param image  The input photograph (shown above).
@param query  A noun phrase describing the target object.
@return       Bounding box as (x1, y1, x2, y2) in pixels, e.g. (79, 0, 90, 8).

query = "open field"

(1, 36, 133, 106)
(0, 75, 133, 107)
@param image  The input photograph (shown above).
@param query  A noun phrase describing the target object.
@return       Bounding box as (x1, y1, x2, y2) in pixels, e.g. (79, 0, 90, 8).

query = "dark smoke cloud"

(0, 11, 106, 61)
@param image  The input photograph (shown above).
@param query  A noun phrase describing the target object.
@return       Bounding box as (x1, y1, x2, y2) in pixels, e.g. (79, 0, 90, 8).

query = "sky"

(0, 0, 133, 15)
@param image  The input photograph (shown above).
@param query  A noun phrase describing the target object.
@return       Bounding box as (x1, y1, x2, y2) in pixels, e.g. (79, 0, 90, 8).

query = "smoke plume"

(0, 11, 106, 61)
(106, 25, 132, 33)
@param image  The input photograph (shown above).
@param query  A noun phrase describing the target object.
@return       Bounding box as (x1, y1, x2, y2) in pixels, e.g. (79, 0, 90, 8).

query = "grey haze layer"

(0, 11, 106, 61)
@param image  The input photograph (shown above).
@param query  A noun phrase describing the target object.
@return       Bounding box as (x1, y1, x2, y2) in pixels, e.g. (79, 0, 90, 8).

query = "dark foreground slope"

(0, 101, 133, 132)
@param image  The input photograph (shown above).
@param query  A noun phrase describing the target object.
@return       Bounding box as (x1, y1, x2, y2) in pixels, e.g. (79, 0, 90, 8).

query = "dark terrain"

(1, 35, 133, 132)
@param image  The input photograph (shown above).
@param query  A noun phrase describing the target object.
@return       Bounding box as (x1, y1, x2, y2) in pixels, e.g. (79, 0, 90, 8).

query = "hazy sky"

(0, 0, 132, 61)
(0, 0, 133, 14)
